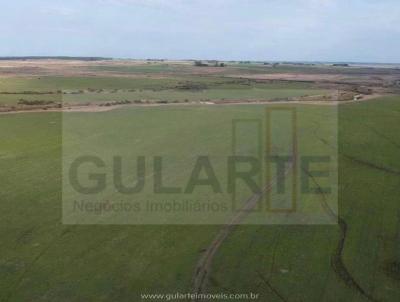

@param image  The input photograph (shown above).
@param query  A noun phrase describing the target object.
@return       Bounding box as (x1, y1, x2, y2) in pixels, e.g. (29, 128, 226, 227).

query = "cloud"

(39, 6, 77, 16)
(2, 0, 399, 62)
(304, 0, 336, 8)
(97, 0, 185, 9)
(97, 0, 234, 11)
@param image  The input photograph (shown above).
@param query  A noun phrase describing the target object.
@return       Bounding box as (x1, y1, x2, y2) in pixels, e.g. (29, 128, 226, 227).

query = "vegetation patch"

(383, 261, 400, 280)
(17, 99, 56, 105)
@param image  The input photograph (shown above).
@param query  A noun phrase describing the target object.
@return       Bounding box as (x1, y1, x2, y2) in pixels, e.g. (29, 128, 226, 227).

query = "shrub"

(17, 99, 55, 105)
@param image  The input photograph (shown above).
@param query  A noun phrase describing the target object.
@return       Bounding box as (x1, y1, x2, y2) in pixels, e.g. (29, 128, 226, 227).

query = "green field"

(0, 76, 328, 106)
(87, 62, 400, 76)
(62, 87, 327, 104)
(212, 103, 400, 301)
(1, 96, 400, 301)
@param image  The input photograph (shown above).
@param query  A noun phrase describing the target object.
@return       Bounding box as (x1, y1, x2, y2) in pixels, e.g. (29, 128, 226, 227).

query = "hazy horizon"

(1, 56, 400, 65)
(1, 0, 399, 63)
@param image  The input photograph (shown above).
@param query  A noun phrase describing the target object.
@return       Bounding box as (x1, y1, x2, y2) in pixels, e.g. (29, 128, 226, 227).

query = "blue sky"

(1, 0, 399, 62)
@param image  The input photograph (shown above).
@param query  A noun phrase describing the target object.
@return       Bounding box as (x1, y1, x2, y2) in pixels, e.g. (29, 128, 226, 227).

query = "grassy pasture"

(1, 97, 400, 301)
(0, 76, 328, 106)
(63, 88, 327, 104)
(228, 62, 400, 76)
(2, 103, 335, 300)
(61, 104, 337, 225)
(0, 110, 214, 301)
(87, 62, 400, 76)
(0, 76, 182, 92)
(210, 96, 400, 301)
(87, 63, 191, 74)
(0, 76, 316, 92)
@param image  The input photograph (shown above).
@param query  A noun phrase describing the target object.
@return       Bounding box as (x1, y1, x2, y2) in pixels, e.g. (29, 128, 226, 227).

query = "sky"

(0, 0, 399, 63)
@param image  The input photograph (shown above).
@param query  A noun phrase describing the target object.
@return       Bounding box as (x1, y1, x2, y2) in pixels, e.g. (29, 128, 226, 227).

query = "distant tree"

(194, 60, 208, 67)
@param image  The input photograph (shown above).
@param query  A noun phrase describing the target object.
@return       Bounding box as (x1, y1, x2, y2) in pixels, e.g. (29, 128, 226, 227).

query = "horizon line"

(0, 56, 399, 65)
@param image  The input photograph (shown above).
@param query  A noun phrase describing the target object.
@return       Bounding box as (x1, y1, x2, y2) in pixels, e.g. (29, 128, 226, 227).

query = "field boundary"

(0, 94, 384, 115)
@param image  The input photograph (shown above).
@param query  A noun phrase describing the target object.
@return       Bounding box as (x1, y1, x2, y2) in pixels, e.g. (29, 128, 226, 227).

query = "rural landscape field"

(1, 57, 400, 301)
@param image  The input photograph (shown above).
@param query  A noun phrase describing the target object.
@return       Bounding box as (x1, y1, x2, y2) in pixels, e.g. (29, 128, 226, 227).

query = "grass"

(0, 110, 218, 301)
(1, 102, 336, 299)
(87, 63, 193, 74)
(88, 62, 400, 76)
(0, 94, 59, 106)
(0, 76, 327, 106)
(209, 96, 400, 301)
(62, 88, 328, 104)
(0, 76, 182, 92)
(229, 62, 400, 76)
(1, 92, 399, 301)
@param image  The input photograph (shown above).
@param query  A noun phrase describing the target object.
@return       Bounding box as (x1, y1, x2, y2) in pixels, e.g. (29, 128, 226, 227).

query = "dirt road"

(0, 94, 384, 115)
(191, 153, 297, 297)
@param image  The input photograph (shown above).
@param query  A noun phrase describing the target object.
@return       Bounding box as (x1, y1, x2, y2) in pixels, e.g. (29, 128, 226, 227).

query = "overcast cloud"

(0, 0, 399, 62)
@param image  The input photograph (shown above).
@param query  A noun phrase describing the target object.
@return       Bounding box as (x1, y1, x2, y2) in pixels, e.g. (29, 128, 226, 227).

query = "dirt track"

(191, 121, 386, 301)
(191, 152, 297, 297)
(0, 94, 384, 115)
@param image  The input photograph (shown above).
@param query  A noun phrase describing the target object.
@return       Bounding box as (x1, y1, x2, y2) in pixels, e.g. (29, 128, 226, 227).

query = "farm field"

(1, 92, 400, 301)
(1, 60, 399, 112)
(210, 96, 400, 301)
(2, 0, 400, 300)
(0, 74, 328, 107)
(0, 59, 399, 302)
